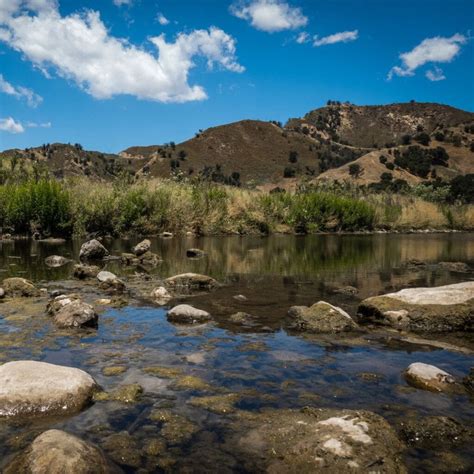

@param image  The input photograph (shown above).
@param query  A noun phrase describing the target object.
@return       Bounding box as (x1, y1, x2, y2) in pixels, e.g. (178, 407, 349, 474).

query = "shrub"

(449, 174, 474, 203)
(385, 162, 395, 170)
(288, 151, 298, 163)
(379, 156, 387, 164)
(415, 132, 430, 146)
(401, 134, 411, 145)
(348, 163, 363, 178)
(283, 167, 296, 178)
(434, 131, 445, 141)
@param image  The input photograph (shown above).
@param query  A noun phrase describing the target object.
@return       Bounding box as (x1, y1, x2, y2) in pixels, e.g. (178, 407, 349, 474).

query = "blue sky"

(0, 0, 473, 152)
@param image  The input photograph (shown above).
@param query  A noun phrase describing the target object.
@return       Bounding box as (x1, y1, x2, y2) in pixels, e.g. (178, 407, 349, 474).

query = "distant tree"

(74, 143, 83, 151)
(178, 150, 187, 160)
(379, 155, 387, 164)
(452, 134, 462, 147)
(380, 172, 393, 183)
(401, 134, 411, 145)
(415, 132, 430, 146)
(449, 174, 474, 203)
(283, 167, 296, 178)
(385, 162, 395, 170)
(288, 151, 298, 163)
(416, 124, 424, 132)
(348, 163, 363, 179)
(434, 131, 445, 141)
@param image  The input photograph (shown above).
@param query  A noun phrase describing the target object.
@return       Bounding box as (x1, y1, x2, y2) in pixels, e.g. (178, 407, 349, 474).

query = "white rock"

(405, 362, 457, 392)
(167, 304, 211, 324)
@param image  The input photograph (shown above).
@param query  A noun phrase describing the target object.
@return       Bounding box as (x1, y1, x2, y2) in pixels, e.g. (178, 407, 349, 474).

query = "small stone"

(167, 304, 211, 324)
(405, 362, 459, 393)
(143, 366, 182, 378)
(94, 384, 143, 403)
(79, 239, 109, 261)
(189, 393, 241, 414)
(172, 375, 214, 392)
(73, 264, 100, 279)
(132, 239, 151, 256)
(102, 366, 127, 376)
(165, 273, 218, 293)
(233, 294, 248, 302)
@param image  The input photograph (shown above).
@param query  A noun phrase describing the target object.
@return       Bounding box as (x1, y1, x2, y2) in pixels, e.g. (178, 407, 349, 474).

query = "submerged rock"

(102, 366, 127, 376)
(94, 384, 143, 403)
(2, 277, 40, 297)
(287, 301, 358, 333)
(132, 239, 151, 256)
(186, 248, 206, 258)
(4, 429, 113, 474)
(332, 285, 359, 296)
(189, 393, 241, 414)
(404, 362, 459, 393)
(73, 263, 100, 279)
(121, 250, 161, 267)
(229, 312, 257, 326)
(358, 282, 474, 332)
(53, 300, 98, 329)
(167, 304, 211, 324)
(150, 286, 172, 305)
(165, 273, 219, 294)
(0, 361, 97, 418)
(45, 255, 69, 268)
(103, 431, 142, 468)
(399, 416, 469, 448)
(149, 409, 198, 444)
(79, 239, 109, 261)
(227, 407, 405, 473)
(438, 261, 471, 273)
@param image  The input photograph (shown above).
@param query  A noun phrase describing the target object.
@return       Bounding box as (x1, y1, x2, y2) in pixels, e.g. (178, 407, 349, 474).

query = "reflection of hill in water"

(0, 234, 473, 297)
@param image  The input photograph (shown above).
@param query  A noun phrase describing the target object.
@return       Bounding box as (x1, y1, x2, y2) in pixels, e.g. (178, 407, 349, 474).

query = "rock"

(189, 393, 241, 414)
(150, 286, 172, 305)
(47, 293, 82, 315)
(233, 294, 248, 302)
(438, 261, 471, 273)
(94, 384, 143, 403)
(287, 301, 358, 333)
(44, 255, 69, 268)
(4, 430, 113, 474)
(138, 251, 161, 266)
(463, 367, 474, 393)
(357, 282, 474, 332)
(102, 431, 141, 468)
(97, 271, 126, 293)
(79, 239, 109, 261)
(167, 304, 211, 324)
(0, 287, 5, 299)
(333, 285, 359, 296)
(404, 362, 459, 393)
(53, 300, 98, 329)
(165, 273, 219, 294)
(227, 407, 405, 473)
(102, 366, 127, 376)
(132, 239, 151, 256)
(0, 361, 97, 418)
(73, 263, 100, 279)
(161, 232, 173, 238)
(229, 312, 257, 327)
(399, 416, 469, 448)
(148, 409, 199, 444)
(186, 248, 206, 258)
(2, 277, 40, 297)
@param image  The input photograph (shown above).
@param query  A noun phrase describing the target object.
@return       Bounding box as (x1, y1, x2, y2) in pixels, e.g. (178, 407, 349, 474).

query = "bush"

(401, 134, 411, 145)
(288, 151, 298, 163)
(283, 167, 296, 178)
(348, 163, 363, 178)
(415, 132, 430, 146)
(385, 162, 395, 170)
(449, 174, 474, 203)
(379, 156, 387, 164)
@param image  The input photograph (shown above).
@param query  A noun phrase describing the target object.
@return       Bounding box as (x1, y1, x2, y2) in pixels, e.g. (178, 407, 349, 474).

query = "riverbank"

(0, 178, 472, 238)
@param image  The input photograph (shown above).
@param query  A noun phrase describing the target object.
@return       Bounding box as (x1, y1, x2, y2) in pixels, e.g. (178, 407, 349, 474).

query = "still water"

(0, 233, 473, 472)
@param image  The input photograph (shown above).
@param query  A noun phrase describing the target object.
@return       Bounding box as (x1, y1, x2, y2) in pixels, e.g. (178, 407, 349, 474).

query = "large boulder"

(4, 430, 113, 474)
(226, 407, 406, 473)
(287, 301, 358, 333)
(79, 239, 109, 261)
(0, 361, 97, 418)
(2, 277, 40, 297)
(357, 282, 474, 332)
(73, 263, 100, 279)
(53, 300, 98, 329)
(164, 273, 219, 294)
(132, 239, 151, 256)
(167, 304, 211, 324)
(404, 362, 460, 393)
(45, 255, 70, 268)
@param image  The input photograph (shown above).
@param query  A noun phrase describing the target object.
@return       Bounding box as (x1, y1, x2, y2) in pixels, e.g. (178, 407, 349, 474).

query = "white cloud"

(0, 73, 42, 107)
(113, 0, 132, 6)
(230, 0, 307, 33)
(313, 30, 358, 47)
(0, 1, 244, 103)
(156, 13, 169, 26)
(296, 31, 309, 44)
(426, 66, 446, 82)
(26, 120, 51, 128)
(388, 34, 466, 80)
(0, 116, 24, 133)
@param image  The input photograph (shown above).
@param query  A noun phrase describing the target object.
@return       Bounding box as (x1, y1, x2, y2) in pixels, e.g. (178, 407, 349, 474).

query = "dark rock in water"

(138, 251, 161, 266)
(287, 301, 358, 333)
(73, 263, 100, 279)
(229, 312, 257, 326)
(226, 407, 406, 473)
(165, 273, 219, 294)
(186, 248, 206, 258)
(332, 285, 359, 296)
(0, 361, 97, 418)
(438, 261, 471, 273)
(94, 383, 143, 403)
(462, 367, 474, 393)
(399, 416, 469, 449)
(404, 362, 460, 393)
(79, 239, 109, 261)
(132, 239, 151, 256)
(2, 277, 40, 297)
(53, 300, 98, 329)
(102, 431, 142, 468)
(4, 429, 114, 474)
(45, 255, 69, 268)
(358, 282, 474, 332)
(167, 304, 211, 324)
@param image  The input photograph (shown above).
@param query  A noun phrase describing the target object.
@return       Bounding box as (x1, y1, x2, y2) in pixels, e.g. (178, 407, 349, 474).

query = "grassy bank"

(0, 178, 472, 238)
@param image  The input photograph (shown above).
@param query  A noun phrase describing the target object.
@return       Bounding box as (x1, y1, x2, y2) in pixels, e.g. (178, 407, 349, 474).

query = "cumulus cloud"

(313, 30, 358, 47)
(0, 116, 24, 133)
(296, 31, 309, 44)
(0, 0, 244, 103)
(388, 34, 466, 80)
(156, 13, 169, 26)
(0, 74, 43, 107)
(426, 66, 446, 82)
(230, 0, 307, 33)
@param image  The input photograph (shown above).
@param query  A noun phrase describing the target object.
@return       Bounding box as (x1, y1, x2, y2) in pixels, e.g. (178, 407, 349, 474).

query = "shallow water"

(0, 233, 473, 472)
